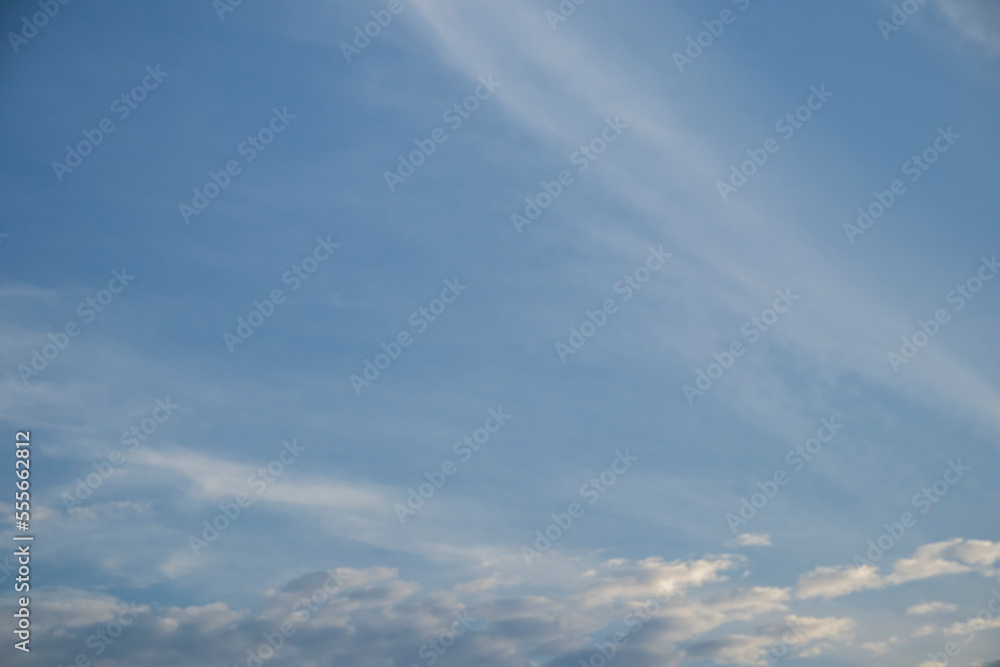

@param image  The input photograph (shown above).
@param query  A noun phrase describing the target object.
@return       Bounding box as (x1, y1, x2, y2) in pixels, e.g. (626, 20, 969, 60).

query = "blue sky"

(2, 0, 1000, 665)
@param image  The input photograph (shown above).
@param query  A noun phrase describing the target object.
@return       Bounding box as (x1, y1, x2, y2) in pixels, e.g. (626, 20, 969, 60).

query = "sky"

(1, 0, 1000, 665)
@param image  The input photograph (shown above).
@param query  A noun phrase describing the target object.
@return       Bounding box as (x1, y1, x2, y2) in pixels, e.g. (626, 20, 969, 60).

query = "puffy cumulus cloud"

(935, 0, 1000, 52)
(573, 584, 796, 666)
(18, 545, 1000, 666)
(666, 586, 793, 641)
(952, 539, 1000, 567)
(152, 601, 248, 636)
(887, 540, 973, 584)
(861, 637, 901, 654)
(26, 589, 152, 634)
(1, 557, 812, 667)
(686, 614, 856, 666)
(945, 615, 1000, 637)
(795, 564, 883, 599)
(908, 601, 959, 615)
(574, 555, 744, 609)
(796, 539, 1000, 599)
(860, 623, 935, 655)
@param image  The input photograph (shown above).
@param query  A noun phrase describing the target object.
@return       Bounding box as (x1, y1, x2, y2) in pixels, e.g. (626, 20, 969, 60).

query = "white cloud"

(730, 533, 772, 547)
(10, 560, 809, 667)
(687, 614, 856, 666)
(908, 601, 958, 615)
(574, 555, 743, 609)
(945, 615, 1000, 636)
(795, 564, 883, 599)
(797, 539, 999, 599)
